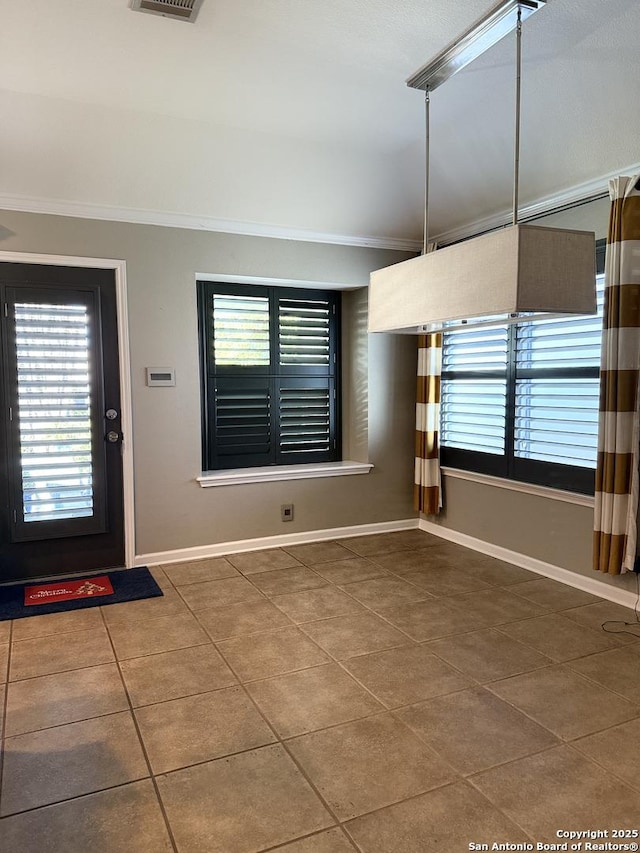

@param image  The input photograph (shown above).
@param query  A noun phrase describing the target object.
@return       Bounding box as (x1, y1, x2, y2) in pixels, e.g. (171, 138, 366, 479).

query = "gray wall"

(0, 210, 418, 556)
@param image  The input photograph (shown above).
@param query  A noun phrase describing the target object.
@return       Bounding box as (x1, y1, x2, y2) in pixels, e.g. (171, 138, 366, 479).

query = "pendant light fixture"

(368, 0, 597, 335)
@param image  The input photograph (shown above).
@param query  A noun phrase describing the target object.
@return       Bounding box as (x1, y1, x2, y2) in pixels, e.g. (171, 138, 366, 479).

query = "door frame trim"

(0, 251, 135, 567)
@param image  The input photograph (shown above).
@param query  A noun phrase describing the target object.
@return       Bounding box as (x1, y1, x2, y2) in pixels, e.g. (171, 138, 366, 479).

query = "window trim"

(197, 280, 341, 472)
(441, 466, 595, 507)
(196, 460, 373, 487)
(440, 239, 606, 495)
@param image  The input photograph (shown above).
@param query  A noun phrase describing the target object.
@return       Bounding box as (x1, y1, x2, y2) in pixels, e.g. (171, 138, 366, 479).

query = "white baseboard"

(136, 518, 419, 567)
(419, 519, 639, 611)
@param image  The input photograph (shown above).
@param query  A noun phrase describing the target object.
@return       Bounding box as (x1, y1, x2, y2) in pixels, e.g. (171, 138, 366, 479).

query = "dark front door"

(0, 263, 125, 582)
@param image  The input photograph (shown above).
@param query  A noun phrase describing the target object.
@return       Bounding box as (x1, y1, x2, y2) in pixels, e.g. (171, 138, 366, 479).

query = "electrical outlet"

(281, 503, 294, 522)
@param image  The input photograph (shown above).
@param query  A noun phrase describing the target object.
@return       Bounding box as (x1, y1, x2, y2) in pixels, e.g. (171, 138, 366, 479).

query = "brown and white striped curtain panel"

(594, 175, 640, 575)
(414, 332, 443, 515)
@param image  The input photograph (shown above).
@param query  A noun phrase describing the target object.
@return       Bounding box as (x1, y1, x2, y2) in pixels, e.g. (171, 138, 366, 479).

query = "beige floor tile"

(448, 588, 548, 628)
(340, 576, 432, 610)
(398, 686, 559, 775)
(302, 613, 408, 660)
(11, 608, 104, 642)
(1, 711, 148, 816)
(218, 626, 330, 681)
(509, 578, 602, 610)
(371, 548, 457, 574)
(177, 576, 264, 611)
(101, 588, 188, 626)
(343, 644, 472, 708)
(341, 532, 414, 556)
(250, 566, 327, 597)
(399, 566, 490, 597)
(385, 529, 442, 550)
(498, 613, 620, 662)
(272, 586, 364, 623)
(196, 598, 292, 640)
(0, 780, 173, 853)
(0, 683, 4, 735)
(459, 556, 538, 586)
(414, 541, 472, 560)
(573, 717, 640, 791)
(10, 627, 114, 681)
(161, 556, 239, 585)
(108, 612, 210, 660)
(377, 598, 482, 642)
(5, 663, 128, 736)
(427, 628, 552, 682)
(287, 713, 455, 820)
(0, 642, 8, 683)
(148, 566, 172, 590)
(247, 663, 382, 738)
(284, 541, 355, 565)
(568, 645, 640, 703)
(471, 745, 640, 842)
(345, 781, 529, 853)
(489, 664, 639, 740)
(135, 686, 275, 774)
(562, 601, 640, 644)
(120, 644, 236, 707)
(312, 557, 389, 585)
(276, 828, 355, 852)
(156, 745, 333, 853)
(0, 621, 10, 644)
(227, 548, 303, 575)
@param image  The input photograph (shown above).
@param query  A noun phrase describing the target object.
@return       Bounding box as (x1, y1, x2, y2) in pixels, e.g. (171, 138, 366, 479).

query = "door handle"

(106, 431, 122, 444)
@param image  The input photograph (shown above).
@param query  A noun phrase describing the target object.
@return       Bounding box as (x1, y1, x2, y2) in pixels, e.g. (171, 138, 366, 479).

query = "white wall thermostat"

(146, 367, 176, 387)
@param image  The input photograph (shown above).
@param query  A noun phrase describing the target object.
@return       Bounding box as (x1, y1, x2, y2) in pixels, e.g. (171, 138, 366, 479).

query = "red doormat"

(0, 567, 162, 621)
(25, 575, 115, 606)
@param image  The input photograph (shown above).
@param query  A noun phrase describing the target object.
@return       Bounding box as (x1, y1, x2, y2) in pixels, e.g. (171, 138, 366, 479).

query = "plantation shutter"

(200, 283, 339, 470)
(211, 376, 273, 468)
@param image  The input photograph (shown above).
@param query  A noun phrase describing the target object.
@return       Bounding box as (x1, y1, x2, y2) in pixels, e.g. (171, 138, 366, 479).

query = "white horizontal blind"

(441, 327, 508, 455)
(212, 294, 270, 366)
(514, 275, 605, 467)
(15, 303, 94, 523)
(278, 298, 331, 366)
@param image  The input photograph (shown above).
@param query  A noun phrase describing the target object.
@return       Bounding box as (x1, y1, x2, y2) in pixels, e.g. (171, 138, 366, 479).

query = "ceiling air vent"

(130, 0, 204, 22)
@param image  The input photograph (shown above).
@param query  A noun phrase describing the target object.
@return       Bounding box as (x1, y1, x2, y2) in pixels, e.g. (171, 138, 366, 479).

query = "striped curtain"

(594, 175, 640, 574)
(414, 332, 443, 515)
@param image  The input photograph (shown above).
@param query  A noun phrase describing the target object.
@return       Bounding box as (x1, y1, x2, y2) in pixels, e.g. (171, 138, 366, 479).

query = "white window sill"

(197, 460, 373, 488)
(441, 467, 595, 508)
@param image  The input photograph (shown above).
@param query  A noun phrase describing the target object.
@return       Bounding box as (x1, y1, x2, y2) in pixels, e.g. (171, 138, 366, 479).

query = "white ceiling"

(0, 0, 639, 244)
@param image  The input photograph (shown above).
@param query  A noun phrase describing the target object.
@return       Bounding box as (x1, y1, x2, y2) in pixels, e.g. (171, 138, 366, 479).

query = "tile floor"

(0, 530, 639, 852)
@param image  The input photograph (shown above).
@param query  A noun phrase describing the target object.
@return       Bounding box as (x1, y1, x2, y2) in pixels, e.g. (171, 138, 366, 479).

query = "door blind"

(14, 303, 94, 522)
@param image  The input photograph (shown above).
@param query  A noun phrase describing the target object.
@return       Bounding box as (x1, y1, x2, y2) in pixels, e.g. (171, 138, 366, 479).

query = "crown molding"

(0, 193, 422, 253)
(432, 161, 640, 246)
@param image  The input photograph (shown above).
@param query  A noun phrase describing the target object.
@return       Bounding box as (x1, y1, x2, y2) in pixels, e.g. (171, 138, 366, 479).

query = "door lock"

(105, 409, 118, 420)
(106, 431, 120, 443)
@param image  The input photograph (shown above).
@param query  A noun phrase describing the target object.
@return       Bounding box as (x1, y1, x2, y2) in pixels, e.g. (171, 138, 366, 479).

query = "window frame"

(197, 281, 341, 472)
(440, 240, 606, 495)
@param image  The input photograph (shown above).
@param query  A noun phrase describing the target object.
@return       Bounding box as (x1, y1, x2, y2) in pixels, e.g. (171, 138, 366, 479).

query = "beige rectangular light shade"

(368, 224, 597, 333)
